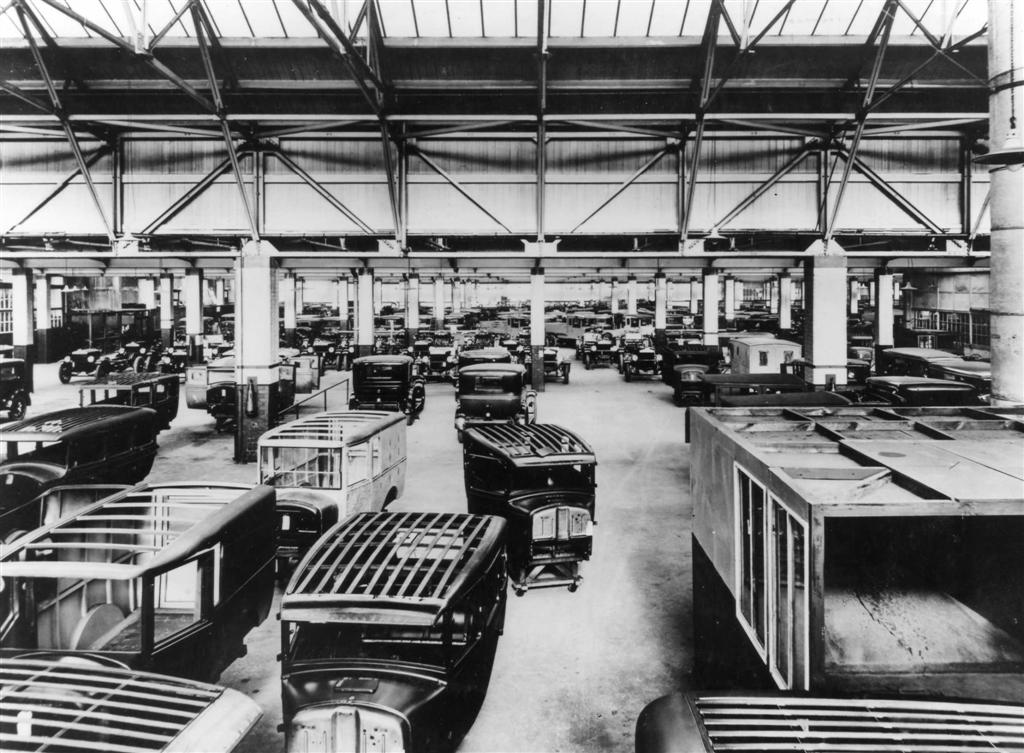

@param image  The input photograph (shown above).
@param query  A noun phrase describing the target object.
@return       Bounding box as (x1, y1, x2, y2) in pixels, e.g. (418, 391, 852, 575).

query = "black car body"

(0, 356, 30, 420)
(635, 692, 1024, 753)
(348, 355, 426, 423)
(659, 340, 720, 384)
(876, 347, 960, 377)
(0, 405, 159, 542)
(581, 332, 618, 369)
(419, 332, 458, 380)
(924, 356, 992, 397)
(672, 363, 711, 405)
(0, 482, 276, 684)
(280, 511, 508, 753)
(157, 340, 190, 374)
(78, 371, 181, 430)
(463, 423, 597, 594)
(621, 335, 660, 381)
(538, 346, 570, 383)
(455, 363, 538, 438)
(58, 346, 132, 384)
(456, 346, 514, 383)
(859, 376, 985, 406)
(122, 338, 161, 372)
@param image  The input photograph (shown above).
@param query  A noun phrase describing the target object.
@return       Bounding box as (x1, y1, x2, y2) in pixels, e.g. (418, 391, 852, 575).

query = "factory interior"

(1, 1, 1023, 752)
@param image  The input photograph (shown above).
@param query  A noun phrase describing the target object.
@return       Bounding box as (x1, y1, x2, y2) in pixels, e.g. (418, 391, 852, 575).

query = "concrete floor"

(17, 356, 694, 752)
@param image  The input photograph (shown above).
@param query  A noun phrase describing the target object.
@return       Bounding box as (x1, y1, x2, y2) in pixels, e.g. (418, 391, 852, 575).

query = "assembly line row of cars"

(0, 331, 599, 752)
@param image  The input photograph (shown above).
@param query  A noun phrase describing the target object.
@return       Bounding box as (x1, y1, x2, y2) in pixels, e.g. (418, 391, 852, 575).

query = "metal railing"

(277, 373, 350, 422)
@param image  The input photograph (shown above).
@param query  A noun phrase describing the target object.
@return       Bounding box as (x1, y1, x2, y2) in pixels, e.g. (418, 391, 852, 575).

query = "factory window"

(0, 286, 11, 335)
(735, 464, 767, 658)
(769, 498, 809, 691)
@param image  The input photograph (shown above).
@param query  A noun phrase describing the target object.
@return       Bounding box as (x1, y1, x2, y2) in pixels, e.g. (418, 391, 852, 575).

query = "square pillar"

(849, 277, 860, 316)
(768, 278, 780, 314)
(874, 270, 895, 359)
(212, 278, 226, 307)
(869, 279, 877, 307)
(654, 272, 667, 341)
(11, 269, 35, 392)
(137, 277, 157, 310)
(159, 274, 175, 346)
(779, 274, 793, 331)
(33, 274, 57, 363)
(433, 277, 445, 330)
(280, 272, 298, 341)
(356, 269, 374, 356)
(802, 252, 848, 387)
(335, 277, 350, 327)
(373, 277, 383, 314)
(626, 275, 638, 315)
(689, 277, 701, 315)
(405, 274, 420, 345)
(723, 275, 736, 322)
(183, 269, 204, 362)
(702, 272, 719, 346)
(451, 279, 462, 315)
(233, 243, 281, 463)
(610, 280, 620, 323)
(530, 268, 545, 391)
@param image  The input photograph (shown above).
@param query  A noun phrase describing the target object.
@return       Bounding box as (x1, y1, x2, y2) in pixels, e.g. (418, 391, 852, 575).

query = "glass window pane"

(774, 506, 791, 686)
(751, 483, 766, 645)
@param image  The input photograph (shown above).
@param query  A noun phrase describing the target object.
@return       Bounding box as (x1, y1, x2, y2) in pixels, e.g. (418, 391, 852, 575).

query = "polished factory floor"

(25, 355, 693, 752)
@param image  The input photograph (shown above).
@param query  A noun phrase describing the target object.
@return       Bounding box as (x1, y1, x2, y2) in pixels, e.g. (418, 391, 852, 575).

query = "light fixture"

(899, 282, 917, 292)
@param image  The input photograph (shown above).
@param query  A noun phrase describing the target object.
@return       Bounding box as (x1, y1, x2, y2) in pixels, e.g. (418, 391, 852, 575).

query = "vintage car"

(635, 692, 1024, 753)
(659, 341, 720, 384)
(0, 482, 276, 683)
(672, 363, 711, 405)
(78, 371, 180, 430)
(859, 375, 986, 406)
(581, 332, 618, 370)
(924, 356, 992, 397)
(122, 338, 161, 372)
(185, 356, 237, 432)
(258, 410, 407, 573)
(280, 511, 508, 753)
(57, 345, 133, 384)
(348, 355, 426, 423)
(422, 332, 459, 380)
(456, 346, 514, 379)
(694, 373, 809, 407)
(782, 356, 871, 388)
(463, 423, 596, 594)
(0, 405, 159, 542)
(621, 335, 661, 381)
(0, 355, 30, 421)
(0, 657, 263, 753)
(876, 346, 960, 377)
(455, 363, 538, 440)
(529, 346, 570, 383)
(156, 339, 190, 374)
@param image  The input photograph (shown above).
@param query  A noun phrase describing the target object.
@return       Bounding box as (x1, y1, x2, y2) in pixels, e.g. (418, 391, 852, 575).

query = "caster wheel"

(568, 581, 581, 593)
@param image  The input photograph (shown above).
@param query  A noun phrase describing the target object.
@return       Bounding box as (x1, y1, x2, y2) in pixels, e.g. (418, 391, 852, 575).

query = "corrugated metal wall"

(0, 135, 990, 236)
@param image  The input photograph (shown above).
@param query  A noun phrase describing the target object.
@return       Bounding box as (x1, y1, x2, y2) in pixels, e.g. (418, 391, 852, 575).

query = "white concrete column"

(610, 280, 620, 318)
(849, 278, 860, 316)
(779, 274, 793, 331)
(723, 275, 736, 322)
(654, 272, 667, 332)
(371, 277, 382, 314)
(212, 278, 226, 307)
(986, 0, 1024, 403)
(769, 278, 780, 314)
(12, 269, 34, 349)
(433, 277, 445, 329)
(356, 269, 374, 355)
(335, 277, 350, 325)
(183, 269, 204, 349)
(451, 279, 463, 314)
(137, 277, 157, 310)
(405, 274, 420, 341)
(802, 248, 848, 387)
(295, 278, 305, 314)
(702, 271, 719, 346)
(627, 275, 638, 315)
(233, 243, 281, 463)
(530, 268, 545, 390)
(734, 279, 744, 308)
(689, 278, 700, 314)
(159, 274, 174, 344)
(869, 279, 877, 307)
(34, 275, 49, 330)
(280, 273, 298, 333)
(875, 270, 895, 353)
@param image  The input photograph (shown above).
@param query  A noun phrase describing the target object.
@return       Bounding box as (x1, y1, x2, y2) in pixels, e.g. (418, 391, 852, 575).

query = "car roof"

(881, 347, 959, 360)
(459, 363, 525, 375)
(353, 355, 413, 365)
(868, 376, 977, 389)
(464, 423, 595, 466)
(0, 483, 272, 580)
(78, 372, 179, 390)
(282, 511, 506, 626)
(2, 405, 157, 443)
(258, 410, 404, 448)
(0, 657, 261, 753)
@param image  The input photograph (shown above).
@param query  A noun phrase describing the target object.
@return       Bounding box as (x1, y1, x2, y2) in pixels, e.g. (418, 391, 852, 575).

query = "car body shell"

(348, 356, 426, 421)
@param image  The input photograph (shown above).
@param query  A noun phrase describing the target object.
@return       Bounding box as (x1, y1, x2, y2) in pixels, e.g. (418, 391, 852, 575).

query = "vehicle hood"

(508, 489, 594, 514)
(283, 662, 445, 720)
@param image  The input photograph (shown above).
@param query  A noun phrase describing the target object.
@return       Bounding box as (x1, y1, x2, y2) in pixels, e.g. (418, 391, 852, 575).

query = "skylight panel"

(447, 0, 482, 36)
(680, 0, 713, 36)
(516, 0, 539, 37)
(485, 0, 517, 38)
(202, 0, 254, 37)
(412, 0, 452, 36)
(548, 0, 584, 37)
(381, 0, 417, 36)
(648, 0, 687, 37)
(777, 0, 826, 35)
(614, 0, 656, 37)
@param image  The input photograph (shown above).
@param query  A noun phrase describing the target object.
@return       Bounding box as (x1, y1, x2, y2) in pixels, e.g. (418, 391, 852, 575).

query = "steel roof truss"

(6, 142, 111, 234)
(267, 147, 374, 234)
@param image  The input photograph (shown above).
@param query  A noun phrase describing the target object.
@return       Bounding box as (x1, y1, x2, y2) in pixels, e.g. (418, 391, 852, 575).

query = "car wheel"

(584, 358, 592, 370)
(562, 368, 570, 385)
(95, 362, 110, 379)
(456, 429, 464, 444)
(132, 356, 146, 372)
(624, 367, 633, 382)
(7, 394, 27, 421)
(58, 362, 73, 384)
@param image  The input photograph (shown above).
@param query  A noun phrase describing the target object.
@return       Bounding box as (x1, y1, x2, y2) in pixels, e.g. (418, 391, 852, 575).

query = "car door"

(148, 550, 217, 679)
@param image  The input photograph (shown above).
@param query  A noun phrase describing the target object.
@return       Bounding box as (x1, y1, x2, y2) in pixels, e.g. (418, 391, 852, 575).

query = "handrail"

(277, 373, 351, 421)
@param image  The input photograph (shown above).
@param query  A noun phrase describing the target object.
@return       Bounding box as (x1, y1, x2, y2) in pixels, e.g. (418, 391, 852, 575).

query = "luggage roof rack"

(258, 410, 403, 447)
(465, 423, 595, 465)
(283, 512, 504, 625)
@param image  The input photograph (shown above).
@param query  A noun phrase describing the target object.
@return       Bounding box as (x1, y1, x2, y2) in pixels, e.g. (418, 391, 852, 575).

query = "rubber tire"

(7, 394, 27, 421)
(133, 356, 146, 373)
(456, 429, 464, 444)
(94, 362, 110, 380)
(624, 367, 633, 382)
(584, 358, 592, 370)
(562, 369, 570, 385)
(58, 362, 73, 384)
